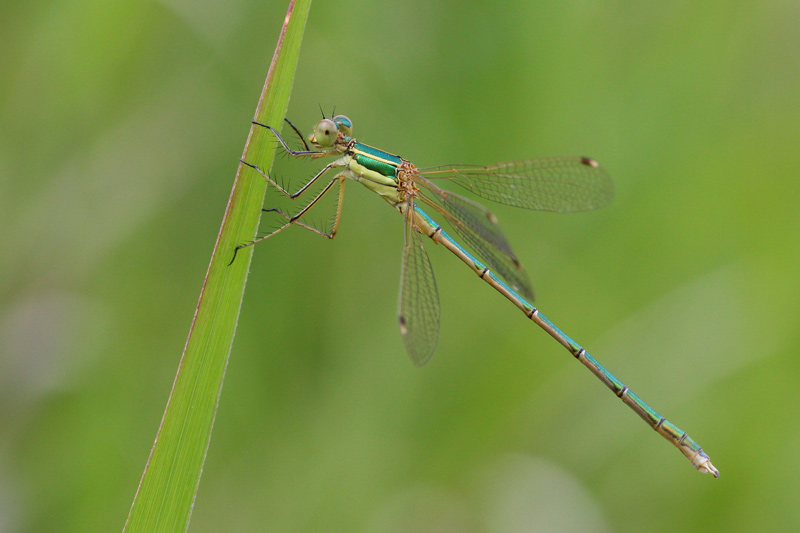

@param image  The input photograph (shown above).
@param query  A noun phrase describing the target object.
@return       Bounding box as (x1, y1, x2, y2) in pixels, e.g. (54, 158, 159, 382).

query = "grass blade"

(123, 1, 312, 530)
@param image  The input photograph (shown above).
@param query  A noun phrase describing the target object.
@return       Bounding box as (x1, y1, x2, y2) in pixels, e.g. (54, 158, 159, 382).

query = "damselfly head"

(309, 115, 353, 149)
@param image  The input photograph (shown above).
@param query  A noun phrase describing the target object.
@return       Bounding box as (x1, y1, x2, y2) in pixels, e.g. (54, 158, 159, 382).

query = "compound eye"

(332, 115, 352, 137)
(312, 119, 338, 147)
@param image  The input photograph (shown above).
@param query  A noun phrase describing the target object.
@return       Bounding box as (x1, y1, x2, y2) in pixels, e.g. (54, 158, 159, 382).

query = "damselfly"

(235, 114, 718, 477)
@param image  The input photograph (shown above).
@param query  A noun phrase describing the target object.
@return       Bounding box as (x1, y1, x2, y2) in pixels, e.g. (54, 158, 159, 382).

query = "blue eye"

(333, 115, 353, 136)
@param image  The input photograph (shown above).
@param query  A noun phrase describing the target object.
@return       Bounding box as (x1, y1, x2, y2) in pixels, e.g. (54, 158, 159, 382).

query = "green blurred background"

(2, 1, 799, 531)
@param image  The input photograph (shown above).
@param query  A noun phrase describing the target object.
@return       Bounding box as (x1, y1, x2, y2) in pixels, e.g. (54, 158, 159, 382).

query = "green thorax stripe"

(352, 142, 403, 178)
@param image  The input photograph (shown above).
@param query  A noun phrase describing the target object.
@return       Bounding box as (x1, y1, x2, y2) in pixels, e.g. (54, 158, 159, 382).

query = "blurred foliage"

(2, 1, 799, 531)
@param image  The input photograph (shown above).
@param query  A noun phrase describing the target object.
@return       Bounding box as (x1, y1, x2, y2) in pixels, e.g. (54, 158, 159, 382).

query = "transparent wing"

(416, 185, 535, 301)
(420, 157, 614, 212)
(398, 206, 441, 366)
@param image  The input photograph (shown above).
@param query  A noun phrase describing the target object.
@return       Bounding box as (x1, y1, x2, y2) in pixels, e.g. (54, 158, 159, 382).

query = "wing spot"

(580, 157, 599, 168)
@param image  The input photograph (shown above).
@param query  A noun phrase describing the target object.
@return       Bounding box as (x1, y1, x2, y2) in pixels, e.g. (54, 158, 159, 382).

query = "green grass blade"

(123, 1, 312, 530)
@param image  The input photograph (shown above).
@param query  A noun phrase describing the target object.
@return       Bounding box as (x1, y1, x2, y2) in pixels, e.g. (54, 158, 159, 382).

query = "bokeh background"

(2, 1, 799, 531)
